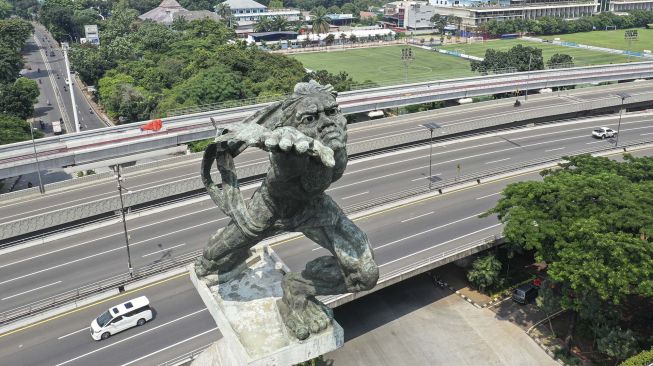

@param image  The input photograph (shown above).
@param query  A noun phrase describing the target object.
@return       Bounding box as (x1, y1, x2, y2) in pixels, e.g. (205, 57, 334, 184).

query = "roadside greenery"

(0, 17, 41, 145)
(68, 3, 308, 123)
(621, 348, 653, 366)
(466, 254, 503, 293)
(479, 10, 653, 37)
(484, 154, 653, 362)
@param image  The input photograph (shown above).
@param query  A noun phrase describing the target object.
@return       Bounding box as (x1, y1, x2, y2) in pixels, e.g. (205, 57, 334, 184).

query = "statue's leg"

(195, 222, 257, 277)
(279, 212, 379, 340)
(195, 190, 275, 281)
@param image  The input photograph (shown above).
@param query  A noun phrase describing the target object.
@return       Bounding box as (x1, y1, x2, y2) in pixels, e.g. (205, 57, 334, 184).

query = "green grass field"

(541, 28, 653, 53)
(291, 46, 476, 85)
(440, 39, 631, 66)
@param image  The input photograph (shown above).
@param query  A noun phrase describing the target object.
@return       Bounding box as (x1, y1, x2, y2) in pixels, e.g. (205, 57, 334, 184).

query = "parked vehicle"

(592, 127, 617, 139)
(52, 120, 63, 135)
(90, 296, 152, 340)
(512, 283, 538, 304)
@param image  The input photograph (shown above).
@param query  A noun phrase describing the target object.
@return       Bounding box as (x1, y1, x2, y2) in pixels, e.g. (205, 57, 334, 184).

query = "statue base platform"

(189, 246, 344, 366)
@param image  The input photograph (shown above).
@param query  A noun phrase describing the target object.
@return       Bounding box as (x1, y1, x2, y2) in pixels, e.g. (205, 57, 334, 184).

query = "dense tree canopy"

(479, 10, 653, 36)
(485, 154, 653, 359)
(471, 44, 544, 73)
(0, 17, 39, 146)
(0, 114, 42, 145)
(68, 3, 307, 123)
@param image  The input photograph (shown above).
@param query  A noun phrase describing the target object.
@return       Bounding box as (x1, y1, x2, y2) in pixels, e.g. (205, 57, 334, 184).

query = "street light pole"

(29, 119, 45, 193)
(524, 53, 533, 101)
(421, 123, 441, 190)
(114, 165, 133, 277)
(61, 41, 80, 133)
(615, 92, 630, 147)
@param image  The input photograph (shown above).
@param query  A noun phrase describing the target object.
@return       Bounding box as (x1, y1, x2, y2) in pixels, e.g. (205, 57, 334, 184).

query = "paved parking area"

(489, 296, 549, 331)
(324, 275, 557, 366)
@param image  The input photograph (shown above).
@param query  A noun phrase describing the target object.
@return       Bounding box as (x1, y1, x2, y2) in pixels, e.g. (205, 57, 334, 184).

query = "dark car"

(512, 283, 538, 304)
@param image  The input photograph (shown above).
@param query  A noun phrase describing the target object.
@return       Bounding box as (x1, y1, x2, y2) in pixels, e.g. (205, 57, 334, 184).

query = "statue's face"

(289, 94, 347, 150)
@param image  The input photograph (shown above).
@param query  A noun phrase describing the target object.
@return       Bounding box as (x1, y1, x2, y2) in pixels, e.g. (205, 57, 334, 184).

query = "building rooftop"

(221, 0, 267, 9)
(139, 0, 219, 24)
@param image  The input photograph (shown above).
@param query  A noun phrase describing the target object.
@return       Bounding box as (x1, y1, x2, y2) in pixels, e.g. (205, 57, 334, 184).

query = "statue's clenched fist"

(216, 124, 335, 168)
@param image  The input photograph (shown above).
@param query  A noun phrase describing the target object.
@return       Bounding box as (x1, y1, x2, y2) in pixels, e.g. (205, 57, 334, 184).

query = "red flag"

(141, 119, 163, 132)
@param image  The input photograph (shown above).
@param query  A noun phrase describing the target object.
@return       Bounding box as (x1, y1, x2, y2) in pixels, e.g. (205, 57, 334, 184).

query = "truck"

(52, 120, 63, 135)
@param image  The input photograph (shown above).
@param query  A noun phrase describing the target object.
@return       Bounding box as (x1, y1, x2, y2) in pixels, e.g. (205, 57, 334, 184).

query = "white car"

(90, 296, 152, 340)
(592, 127, 617, 139)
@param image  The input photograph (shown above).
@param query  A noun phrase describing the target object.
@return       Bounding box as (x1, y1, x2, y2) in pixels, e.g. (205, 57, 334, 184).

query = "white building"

(382, 0, 653, 29)
(83, 24, 99, 45)
(220, 0, 301, 23)
(608, 0, 653, 11)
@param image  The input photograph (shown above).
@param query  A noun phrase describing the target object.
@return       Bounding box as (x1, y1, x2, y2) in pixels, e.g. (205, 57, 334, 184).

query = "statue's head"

(275, 80, 347, 150)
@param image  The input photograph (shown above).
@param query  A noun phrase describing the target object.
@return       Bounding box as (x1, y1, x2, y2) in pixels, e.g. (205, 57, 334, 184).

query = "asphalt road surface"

(1, 115, 651, 314)
(26, 24, 107, 134)
(1, 82, 652, 225)
(1, 138, 651, 365)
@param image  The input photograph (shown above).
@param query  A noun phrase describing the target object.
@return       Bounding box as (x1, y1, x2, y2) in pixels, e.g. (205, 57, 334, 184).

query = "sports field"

(541, 28, 653, 53)
(291, 45, 476, 85)
(440, 39, 631, 66)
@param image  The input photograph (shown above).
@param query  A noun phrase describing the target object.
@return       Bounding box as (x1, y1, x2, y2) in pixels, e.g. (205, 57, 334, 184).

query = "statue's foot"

(194, 256, 248, 286)
(278, 297, 332, 340)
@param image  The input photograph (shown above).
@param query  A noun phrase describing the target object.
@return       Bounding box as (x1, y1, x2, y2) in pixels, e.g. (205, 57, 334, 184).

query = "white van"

(90, 296, 153, 340)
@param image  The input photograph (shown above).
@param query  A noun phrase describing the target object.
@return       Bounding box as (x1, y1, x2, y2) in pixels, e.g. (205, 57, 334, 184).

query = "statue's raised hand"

(216, 124, 335, 168)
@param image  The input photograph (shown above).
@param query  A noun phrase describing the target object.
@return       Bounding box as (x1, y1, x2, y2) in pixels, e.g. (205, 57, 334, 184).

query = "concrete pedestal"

(190, 247, 344, 366)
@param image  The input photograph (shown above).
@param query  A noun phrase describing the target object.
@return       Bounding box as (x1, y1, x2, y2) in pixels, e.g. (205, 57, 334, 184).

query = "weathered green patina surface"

(195, 81, 379, 340)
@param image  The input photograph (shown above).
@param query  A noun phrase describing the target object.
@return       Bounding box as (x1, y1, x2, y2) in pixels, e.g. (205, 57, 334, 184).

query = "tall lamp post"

(524, 53, 533, 101)
(401, 47, 414, 84)
(421, 123, 441, 190)
(114, 165, 134, 277)
(29, 119, 45, 193)
(614, 92, 630, 147)
(61, 41, 80, 133)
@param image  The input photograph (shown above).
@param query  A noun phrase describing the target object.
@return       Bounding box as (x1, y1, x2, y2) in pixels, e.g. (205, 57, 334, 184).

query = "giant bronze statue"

(195, 81, 379, 341)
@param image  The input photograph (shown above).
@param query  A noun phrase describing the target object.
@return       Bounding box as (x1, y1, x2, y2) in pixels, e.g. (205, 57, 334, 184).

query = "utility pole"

(62, 41, 80, 133)
(421, 123, 441, 190)
(401, 47, 414, 84)
(114, 165, 134, 277)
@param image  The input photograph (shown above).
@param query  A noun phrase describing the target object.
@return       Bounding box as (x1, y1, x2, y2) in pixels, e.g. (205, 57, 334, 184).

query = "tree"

(215, 3, 236, 29)
(547, 53, 574, 69)
(268, 0, 283, 8)
(471, 44, 544, 73)
(466, 254, 502, 293)
(255, 16, 273, 32)
(485, 154, 653, 354)
(311, 7, 331, 34)
(270, 15, 289, 31)
(430, 13, 447, 35)
(70, 44, 111, 85)
(0, 77, 39, 118)
(324, 33, 335, 46)
(0, 0, 12, 19)
(535, 281, 561, 337)
(597, 327, 639, 364)
(304, 69, 354, 92)
(0, 114, 43, 145)
(621, 348, 653, 366)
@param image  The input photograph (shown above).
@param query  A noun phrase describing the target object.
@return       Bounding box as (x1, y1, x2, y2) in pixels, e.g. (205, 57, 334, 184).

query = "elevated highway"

(0, 81, 651, 236)
(1, 63, 653, 179)
(1, 142, 652, 366)
(1, 113, 651, 316)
